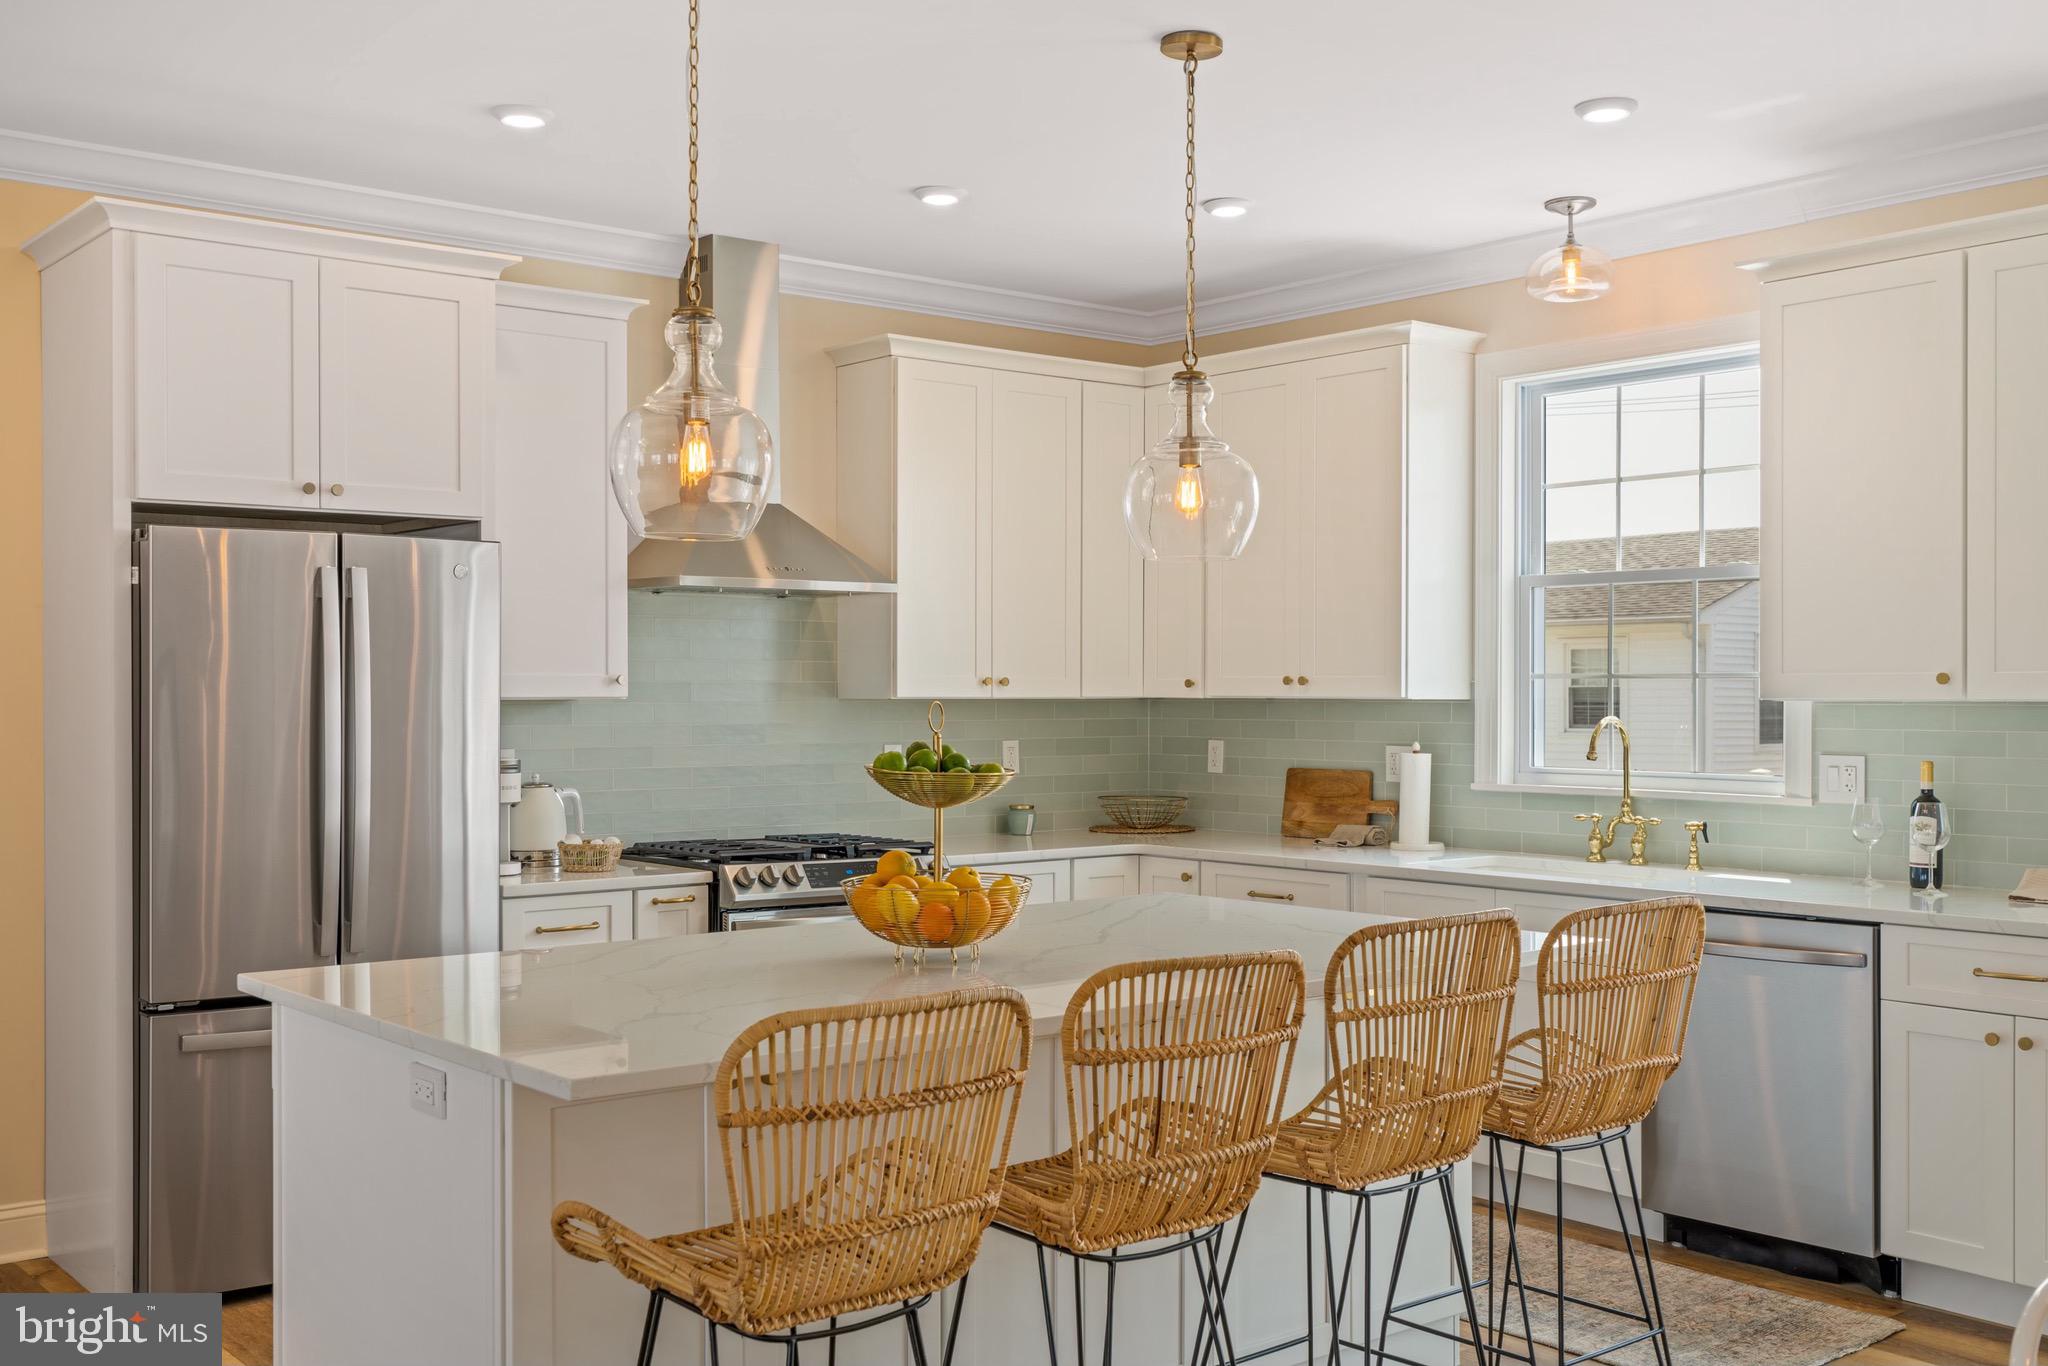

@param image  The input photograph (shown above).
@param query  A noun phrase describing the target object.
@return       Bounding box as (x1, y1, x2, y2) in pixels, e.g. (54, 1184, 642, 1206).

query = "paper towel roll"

(1391, 746, 1444, 853)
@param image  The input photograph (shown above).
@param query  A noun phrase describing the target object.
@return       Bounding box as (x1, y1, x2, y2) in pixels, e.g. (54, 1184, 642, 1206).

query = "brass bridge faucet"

(1574, 716, 1660, 865)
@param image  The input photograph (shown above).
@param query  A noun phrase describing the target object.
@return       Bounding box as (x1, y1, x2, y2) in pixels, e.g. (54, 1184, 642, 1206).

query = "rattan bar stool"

(991, 951, 1306, 1366)
(1479, 896, 1706, 1366)
(1238, 910, 1522, 1366)
(553, 986, 1033, 1366)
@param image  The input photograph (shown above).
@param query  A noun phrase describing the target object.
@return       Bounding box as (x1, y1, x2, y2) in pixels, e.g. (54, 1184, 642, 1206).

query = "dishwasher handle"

(1704, 939, 1868, 969)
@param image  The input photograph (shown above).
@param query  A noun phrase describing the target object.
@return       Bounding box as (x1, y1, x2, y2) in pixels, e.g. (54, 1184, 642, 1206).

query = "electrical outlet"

(1001, 739, 1020, 770)
(1207, 739, 1226, 774)
(1819, 754, 1867, 805)
(882, 743, 904, 757)
(1384, 746, 1407, 784)
(409, 1061, 447, 1120)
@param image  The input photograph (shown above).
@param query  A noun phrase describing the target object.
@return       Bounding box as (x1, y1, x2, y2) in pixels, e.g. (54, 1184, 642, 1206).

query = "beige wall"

(4, 168, 2048, 1218)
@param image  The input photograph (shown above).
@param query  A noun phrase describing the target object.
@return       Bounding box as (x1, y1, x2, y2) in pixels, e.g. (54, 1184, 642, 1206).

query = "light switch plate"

(1001, 740, 1020, 770)
(409, 1061, 447, 1120)
(1818, 754, 1866, 805)
(1384, 747, 1406, 784)
(1207, 740, 1226, 774)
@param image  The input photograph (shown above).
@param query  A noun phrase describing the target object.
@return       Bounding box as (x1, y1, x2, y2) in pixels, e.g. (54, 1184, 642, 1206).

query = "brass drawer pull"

(650, 894, 698, 906)
(1245, 890, 1296, 903)
(1973, 967, 2048, 983)
(1180, 871, 1193, 882)
(534, 920, 601, 935)
(2024, 1038, 2037, 1052)
(1988, 1032, 2003, 1047)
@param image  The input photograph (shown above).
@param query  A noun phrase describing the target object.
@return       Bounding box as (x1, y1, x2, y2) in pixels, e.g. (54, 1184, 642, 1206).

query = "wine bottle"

(1907, 760, 1947, 891)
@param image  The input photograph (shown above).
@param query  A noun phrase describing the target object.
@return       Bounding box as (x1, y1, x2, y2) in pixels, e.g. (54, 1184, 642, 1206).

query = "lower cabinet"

(977, 859, 1068, 904)
(502, 891, 629, 949)
(633, 886, 709, 938)
(1199, 861, 1351, 912)
(1362, 876, 1498, 920)
(1139, 856, 1200, 893)
(1071, 855, 1139, 899)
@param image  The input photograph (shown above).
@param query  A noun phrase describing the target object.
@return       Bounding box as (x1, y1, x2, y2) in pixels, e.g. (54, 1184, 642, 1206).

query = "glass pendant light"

(1527, 195, 1613, 303)
(609, 0, 773, 542)
(1123, 30, 1259, 561)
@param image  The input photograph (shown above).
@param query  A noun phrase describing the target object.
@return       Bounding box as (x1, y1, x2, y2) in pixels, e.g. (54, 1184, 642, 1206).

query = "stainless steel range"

(622, 834, 934, 931)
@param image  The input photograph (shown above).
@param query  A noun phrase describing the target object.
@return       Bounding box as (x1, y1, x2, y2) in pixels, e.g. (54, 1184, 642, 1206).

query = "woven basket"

(866, 764, 1015, 810)
(557, 837, 623, 873)
(1097, 793, 1189, 830)
(843, 872, 1030, 960)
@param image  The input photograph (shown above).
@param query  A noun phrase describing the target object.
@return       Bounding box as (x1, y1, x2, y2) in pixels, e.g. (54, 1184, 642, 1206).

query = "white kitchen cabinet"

(1967, 234, 2048, 700)
(1760, 252, 1965, 701)
(1880, 1000, 2016, 1280)
(502, 891, 632, 949)
(976, 859, 1067, 904)
(1139, 855, 1201, 893)
(834, 343, 1114, 700)
(1080, 383, 1146, 697)
(131, 234, 322, 509)
(633, 885, 709, 938)
(1199, 861, 1351, 912)
(2016, 1014, 2048, 1287)
(1071, 855, 1140, 899)
(1140, 383, 1206, 697)
(1362, 876, 1498, 920)
(494, 284, 641, 700)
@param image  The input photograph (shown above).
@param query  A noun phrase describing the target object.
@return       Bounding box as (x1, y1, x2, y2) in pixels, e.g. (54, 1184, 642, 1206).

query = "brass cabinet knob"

(1298, 676, 1310, 686)
(980, 677, 993, 687)
(329, 483, 344, 496)
(1937, 672, 1952, 685)
(1988, 1032, 2004, 1047)
(1183, 678, 1196, 688)
(997, 677, 1010, 687)
(2024, 1037, 2037, 1052)
(1179, 871, 1193, 882)
(301, 482, 317, 495)
(1282, 675, 1296, 686)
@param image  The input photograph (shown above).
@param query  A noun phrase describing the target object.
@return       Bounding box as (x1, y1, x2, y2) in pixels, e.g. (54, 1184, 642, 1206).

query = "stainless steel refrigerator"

(133, 524, 500, 1292)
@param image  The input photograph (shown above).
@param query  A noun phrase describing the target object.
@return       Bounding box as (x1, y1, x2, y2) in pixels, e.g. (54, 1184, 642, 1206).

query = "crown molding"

(7, 119, 2048, 344)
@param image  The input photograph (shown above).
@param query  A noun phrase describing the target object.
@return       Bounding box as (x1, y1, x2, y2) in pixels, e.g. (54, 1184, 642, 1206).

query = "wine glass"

(1849, 802, 1887, 888)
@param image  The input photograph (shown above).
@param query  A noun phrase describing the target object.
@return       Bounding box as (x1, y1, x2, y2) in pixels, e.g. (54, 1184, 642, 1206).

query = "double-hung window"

(1502, 345, 1807, 798)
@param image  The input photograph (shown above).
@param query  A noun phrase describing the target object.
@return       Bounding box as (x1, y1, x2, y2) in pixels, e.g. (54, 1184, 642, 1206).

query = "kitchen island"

(243, 894, 1523, 1366)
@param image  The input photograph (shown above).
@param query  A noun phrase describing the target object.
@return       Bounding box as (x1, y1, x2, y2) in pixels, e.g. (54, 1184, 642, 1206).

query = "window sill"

(1473, 780, 1815, 808)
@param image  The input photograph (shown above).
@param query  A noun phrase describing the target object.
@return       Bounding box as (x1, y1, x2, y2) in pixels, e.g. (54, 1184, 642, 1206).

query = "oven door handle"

(1703, 940, 1867, 969)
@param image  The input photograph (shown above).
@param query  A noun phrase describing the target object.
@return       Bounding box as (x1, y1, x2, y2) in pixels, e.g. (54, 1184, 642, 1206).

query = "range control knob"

(732, 867, 756, 889)
(781, 865, 804, 887)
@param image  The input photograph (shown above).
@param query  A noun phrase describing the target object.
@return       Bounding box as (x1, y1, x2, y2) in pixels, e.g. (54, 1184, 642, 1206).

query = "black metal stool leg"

(1377, 1181, 1422, 1361)
(1436, 1168, 1491, 1366)
(942, 1275, 969, 1366)
(1555, 1147, 1567, 1366)
(1494, 1139, 1537, 1362)
(706, 1319, 721, 1366)
(827, 1316, 838, 1366)
(1035, 1244, 1060, 1366)
(1102, 1256, 1118, 1366)
(906, 1302, 931, 1366)
(785, 1328, 800, 1366)
(1622, 1139, 1674, 1366)
(1303, 1183, 1317, 1366)
(1072, 1251, 1086, 1366)
(635, 1291, 664, 1366)
(1328, 1192, 1365, 1366)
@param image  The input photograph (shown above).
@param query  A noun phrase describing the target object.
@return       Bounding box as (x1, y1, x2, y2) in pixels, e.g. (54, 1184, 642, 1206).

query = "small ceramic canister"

(1005, 803, 1036, 836)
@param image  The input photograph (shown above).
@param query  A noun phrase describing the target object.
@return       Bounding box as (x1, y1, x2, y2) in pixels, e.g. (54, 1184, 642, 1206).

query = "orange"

(875, 849, 918, 881)
(886, 875, 920, 892)
(915, 898, 957, 944)
(957, 890, 993, 939)
(945, 866, 982, 892)
(861, 871, 890, 889)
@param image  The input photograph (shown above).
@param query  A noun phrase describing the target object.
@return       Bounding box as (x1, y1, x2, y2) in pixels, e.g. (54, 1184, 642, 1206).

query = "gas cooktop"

(623, 833, 934, 868)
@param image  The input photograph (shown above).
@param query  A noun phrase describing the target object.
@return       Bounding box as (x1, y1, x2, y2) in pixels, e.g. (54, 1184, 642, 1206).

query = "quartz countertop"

(242, 895, 1438, 1101)
(499, 860, 711, 899)
(940, 829, 2048, 936)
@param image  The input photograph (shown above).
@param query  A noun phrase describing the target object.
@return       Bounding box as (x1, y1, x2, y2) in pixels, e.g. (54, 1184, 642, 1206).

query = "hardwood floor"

(0, 1215, 2016, 1366)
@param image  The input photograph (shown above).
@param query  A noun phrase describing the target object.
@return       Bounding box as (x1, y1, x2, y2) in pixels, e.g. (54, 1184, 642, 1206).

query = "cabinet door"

(132, 235, 321, 509)
(1295, 349, 1405, 697)
(501, 892, 629, 949)
(1071, 855, 1139, 899)
(1761, 254, 1964, 699)
(894, 359, 994, 697)
(318, 259, 491, 518)
(1879, 1001, 2014, 1278)
(494, 305, 629, 699)
(1141, 384, 1206, 696)
(633, 886, 709, 938)
(1204, 368, 1299, 696)
(991, 371, 1083, 697)
(977, 859, 1066, 904)
(2017, 1015, 2048, 1286)
(1361, 876, 1497, 920)
(1967, 236, 2048, 700)
(1139, 855, 1200, 893)
(1200, 861, 1351, 912)
(1080, 383, 1146, 697)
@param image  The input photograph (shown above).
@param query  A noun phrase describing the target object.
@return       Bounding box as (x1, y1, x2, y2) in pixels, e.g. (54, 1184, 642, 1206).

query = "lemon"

(875, 849, 918, 880)
(945, 866, 982, 891)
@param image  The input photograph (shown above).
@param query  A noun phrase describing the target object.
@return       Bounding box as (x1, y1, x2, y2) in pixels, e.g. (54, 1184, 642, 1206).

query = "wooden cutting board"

(1281, 767, 1400, 839)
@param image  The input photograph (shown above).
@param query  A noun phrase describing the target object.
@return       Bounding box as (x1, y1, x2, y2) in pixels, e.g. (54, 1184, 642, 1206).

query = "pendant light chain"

(682, 0, 703, 308)
(1181, 48, 1200, 373)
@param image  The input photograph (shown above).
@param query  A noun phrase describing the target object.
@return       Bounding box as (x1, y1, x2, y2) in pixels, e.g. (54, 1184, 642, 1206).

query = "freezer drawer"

(139, 1006, 274, 1292)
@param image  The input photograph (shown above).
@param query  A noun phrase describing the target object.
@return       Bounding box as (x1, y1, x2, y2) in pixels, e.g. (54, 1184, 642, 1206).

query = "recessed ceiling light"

(912, 186, 965, 207)
(491, 105, 554, 131)
(1201, 197, 1252, 219)
(1574, 96, 1638, 124)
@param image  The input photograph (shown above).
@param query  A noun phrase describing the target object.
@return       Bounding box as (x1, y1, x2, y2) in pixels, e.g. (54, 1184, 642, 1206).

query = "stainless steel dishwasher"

(1641, 908, 1894, 1291)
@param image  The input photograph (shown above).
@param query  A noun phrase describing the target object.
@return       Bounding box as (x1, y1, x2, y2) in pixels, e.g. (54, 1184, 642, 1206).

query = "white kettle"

(510, 776, 584, 868)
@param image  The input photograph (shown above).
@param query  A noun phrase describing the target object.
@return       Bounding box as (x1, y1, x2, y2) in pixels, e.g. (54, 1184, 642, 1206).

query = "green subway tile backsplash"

(504, 596, 2048, 889)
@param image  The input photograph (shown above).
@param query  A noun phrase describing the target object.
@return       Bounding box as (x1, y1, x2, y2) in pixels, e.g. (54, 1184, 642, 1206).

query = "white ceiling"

(8, 0, 2048, 338)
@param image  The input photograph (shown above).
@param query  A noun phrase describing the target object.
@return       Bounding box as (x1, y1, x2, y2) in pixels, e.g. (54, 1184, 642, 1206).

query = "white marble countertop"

(499, 860, 711, 899)
(943, 829, 2048, 935)
(242, 894, 1440, 1101)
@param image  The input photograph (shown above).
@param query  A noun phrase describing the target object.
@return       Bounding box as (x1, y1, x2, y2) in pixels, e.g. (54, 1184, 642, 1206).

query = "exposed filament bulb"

(1173, 463, 1206, 519)
(680, 417, 712, 488)
(1561, 243, 1583, 292)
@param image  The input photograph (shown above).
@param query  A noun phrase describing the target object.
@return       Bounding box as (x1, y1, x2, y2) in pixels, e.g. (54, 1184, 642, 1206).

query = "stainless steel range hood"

(626, 236, 895, 596)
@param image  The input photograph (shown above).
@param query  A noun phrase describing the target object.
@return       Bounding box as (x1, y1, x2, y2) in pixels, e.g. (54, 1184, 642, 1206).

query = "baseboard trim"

(0, 1200, 49, 1263)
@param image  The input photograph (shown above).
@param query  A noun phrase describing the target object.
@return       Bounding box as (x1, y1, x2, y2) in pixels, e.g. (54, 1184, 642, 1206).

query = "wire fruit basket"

(1095, 793, 1190, 831)
(851, 701, 1022, 962)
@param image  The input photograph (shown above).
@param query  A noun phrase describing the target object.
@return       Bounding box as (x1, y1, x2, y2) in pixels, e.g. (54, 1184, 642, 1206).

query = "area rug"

(1469, 1214, 1903, 1366)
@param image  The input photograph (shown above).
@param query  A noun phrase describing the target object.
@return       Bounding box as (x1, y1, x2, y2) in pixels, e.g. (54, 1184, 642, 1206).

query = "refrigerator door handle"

(178, 1029, 273, 1054)
(316, 565, 342, 958)
(345, 565, 371, 957)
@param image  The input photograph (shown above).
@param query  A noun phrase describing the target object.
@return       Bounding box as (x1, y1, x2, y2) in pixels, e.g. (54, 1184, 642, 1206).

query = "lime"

(942, 754, 970, 772)
(907, 752, 940, 772)
(972, 762, 1004, 774)
(906, 742, 935, 761)
(873, 750, 907, 772)
(942, 745, 962, 760)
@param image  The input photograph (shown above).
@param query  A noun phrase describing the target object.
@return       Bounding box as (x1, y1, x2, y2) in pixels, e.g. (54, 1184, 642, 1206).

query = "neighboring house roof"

(1544, 527, 1758, 622)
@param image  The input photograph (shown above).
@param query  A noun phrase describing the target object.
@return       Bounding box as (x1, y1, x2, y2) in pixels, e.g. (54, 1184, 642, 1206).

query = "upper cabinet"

(830, 326, 1479, 702)
(492, 283, 643, 700)
(29, 198, 513, 521)
(1758, 204, 2048, 701)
